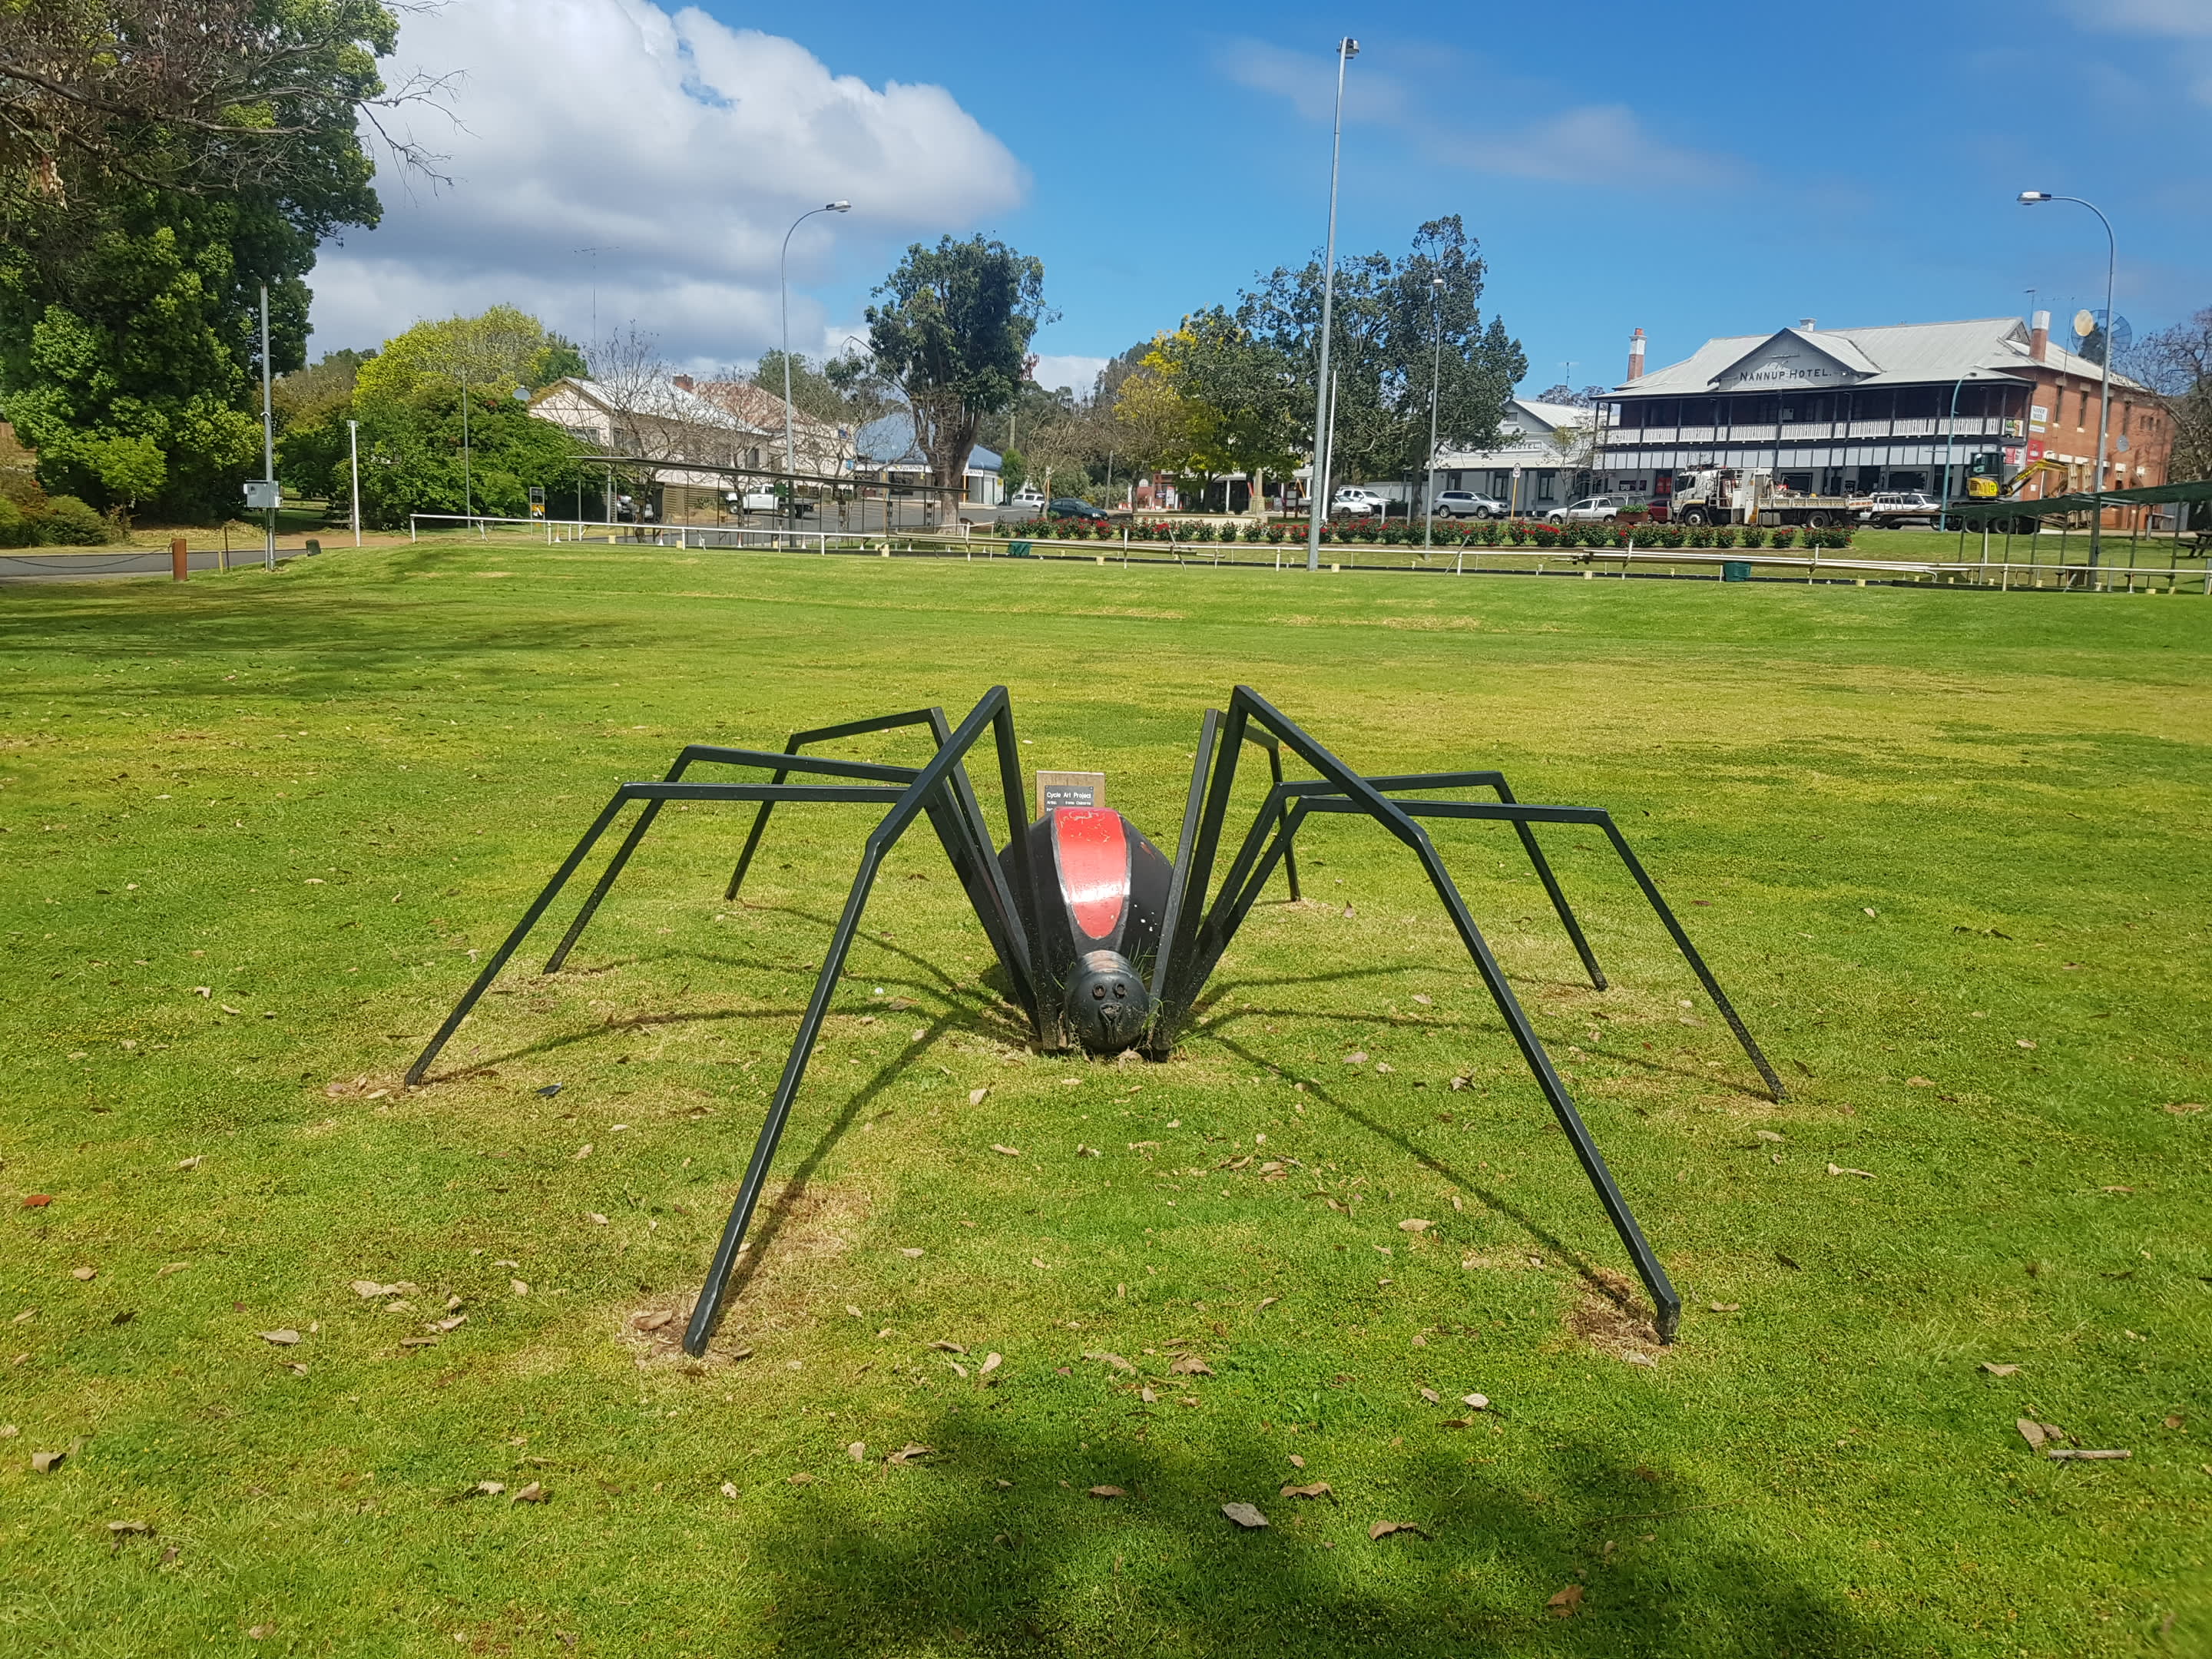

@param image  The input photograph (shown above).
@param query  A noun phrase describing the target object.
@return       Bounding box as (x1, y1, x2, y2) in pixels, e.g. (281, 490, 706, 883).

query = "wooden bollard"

(171, 536, 187, 581)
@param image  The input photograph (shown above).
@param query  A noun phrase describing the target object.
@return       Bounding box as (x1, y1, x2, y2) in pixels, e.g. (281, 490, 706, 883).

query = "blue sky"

(315, 0, 2211, 395)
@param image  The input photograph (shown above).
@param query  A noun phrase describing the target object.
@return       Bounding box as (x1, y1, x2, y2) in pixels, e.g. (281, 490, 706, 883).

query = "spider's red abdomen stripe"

(1052, 807, 1128, 942)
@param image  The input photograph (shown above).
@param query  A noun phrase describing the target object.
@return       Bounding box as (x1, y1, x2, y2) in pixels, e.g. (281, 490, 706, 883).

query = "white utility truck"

(1666, 467, 1853, 528)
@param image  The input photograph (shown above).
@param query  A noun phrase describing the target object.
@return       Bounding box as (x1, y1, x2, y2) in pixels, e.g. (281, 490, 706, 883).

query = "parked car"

(1545, 494, 1637, 524)
(1046, 497, 1108, 520)
(1430, 489, 1506, 519)
(1854, 491, 1942, 527)
(1330, 486, 1392, 517)
(727, 489, 777, 514)
(1008, 483, 1045, 509)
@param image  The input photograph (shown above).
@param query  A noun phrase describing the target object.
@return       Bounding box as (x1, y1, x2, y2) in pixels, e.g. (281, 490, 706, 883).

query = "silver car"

(1431, 490, 1505, 519)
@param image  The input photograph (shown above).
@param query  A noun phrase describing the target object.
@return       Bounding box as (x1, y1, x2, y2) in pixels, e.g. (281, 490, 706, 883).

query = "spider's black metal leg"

(684, 836, 892, 1356)
(1409, 840, 1682, 1341)
(1147, 707, 1222, 1053)
(1595, 816, 1784, 1102)
(724, 775, 786, 900)
(406, 788, 641, 1084)
(1493, 779, 1607, 991)
(1262, 742, 1303, 902)
(545, 790, 682, 972)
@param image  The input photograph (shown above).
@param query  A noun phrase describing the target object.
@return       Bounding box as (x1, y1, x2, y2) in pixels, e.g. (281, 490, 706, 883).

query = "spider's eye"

(1112, 984, 1127, 998)
(1092, 985, 1106, 1000)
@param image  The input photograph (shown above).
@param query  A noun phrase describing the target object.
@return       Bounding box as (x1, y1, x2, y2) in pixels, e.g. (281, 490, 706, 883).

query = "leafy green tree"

(866, 235, 1052, 492)
(0, 1, 411, 518)
(281, 308, 591, 528)
(1237, 217, 1526, 486)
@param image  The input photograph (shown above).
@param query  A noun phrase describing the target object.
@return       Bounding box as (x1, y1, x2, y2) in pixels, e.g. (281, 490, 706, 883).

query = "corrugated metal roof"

(1614, 318, 2147, 396)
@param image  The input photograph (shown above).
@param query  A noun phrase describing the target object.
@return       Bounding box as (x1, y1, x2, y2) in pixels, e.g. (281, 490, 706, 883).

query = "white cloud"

(1030, 354, 1110, 396)
(2063, 0, 2212, 35)
(311, 0, 1026, 365)
(1217, 38, 1739, 190)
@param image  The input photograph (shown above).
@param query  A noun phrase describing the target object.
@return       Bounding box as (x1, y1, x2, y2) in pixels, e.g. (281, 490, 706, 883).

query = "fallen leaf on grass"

(106, 1520, 153, 1538)
(1708, 1302, 1740, 1312)
(22, 1194, 52, 1207)
(259, 1329, 301, 1346)
(2016, 1419, 2067, 1449)
(1256, 1296, 1279, 1310)
(399, 1336, 439, 1349)
(1169, 1355, 1213, 1376)
(1369, 1520, 1426, 1540)
(849, 1443, 866, 1462)
(1979, 1363, 2021, 1376)
(466, 1481, 506, 1498)
(1286, 1453, 1306, 1469)
(1397, 1219, 1432, 1233)
(177, 1155, 204, 1171)
(249, 1624, 274, 1640)
(899, 1248, 924, 1259)
(886, 1443, 934, 1465)
(1030, 1257, 1048, 1270)
(572, 1144, 593, 1161)
(633, 1312, 673, 1333)
(1082, 1350, 1134, 1373)
(2015, 1038, 2036, 1050)
(1138, 1387, 1157, 1403)
(1826, 1164, 1874, 1178)
(979, 1353, 1002, 1378)
(1088, 1485, 1127, 1498)
(991, 1144, 1022, 1157)
(69, 1267, 95, 1281)
(2164, 1102, 2205, 1115)
(510, 1482, 547, 1503)
(1344, 1051, 1368, 1065)
(1280, 1482, 1333, 1498)
(2048, 1448, 2131, 1461)
(1220, 1502, 1268, 1529)
(350, 1280, 397, 1299)
(720, 1482, 739, 1498)
(31, 1450, 65, 1472)
(1548, 1584, 1584, 1617)
(969, 1088, 989, 1106)
(787, 1472, 813, 1485)
(511, 1280, 530, 1296)
(1419, 1388, 1440, 1403)
(1461, 1393, 1490, 1409)
(929, 1339, 967, 1354)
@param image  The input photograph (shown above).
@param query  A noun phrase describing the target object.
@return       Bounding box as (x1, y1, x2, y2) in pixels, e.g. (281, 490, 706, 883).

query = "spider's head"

(1062, 949, 1151, 1055)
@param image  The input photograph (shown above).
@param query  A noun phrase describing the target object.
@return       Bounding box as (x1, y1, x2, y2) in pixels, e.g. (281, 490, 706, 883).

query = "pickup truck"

(1330, 486, 1396, 517)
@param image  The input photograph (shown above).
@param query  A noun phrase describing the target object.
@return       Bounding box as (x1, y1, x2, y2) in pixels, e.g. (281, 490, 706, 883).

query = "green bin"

(1008, 539, 1034, 559)
(1722, 560, 1750, 583)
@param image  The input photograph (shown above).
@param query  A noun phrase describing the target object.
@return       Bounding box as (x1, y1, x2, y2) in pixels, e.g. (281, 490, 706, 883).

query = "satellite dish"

(2071, 310, 2133, 366)
(2071, 308, 2098, 339)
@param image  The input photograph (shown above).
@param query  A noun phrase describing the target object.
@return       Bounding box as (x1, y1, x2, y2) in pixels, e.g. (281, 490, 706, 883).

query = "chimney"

(1626, 327, 1645, 382)
(2028, 310, 2050, 362)
(1798, 317, 1816, 330)
(672, 373, 694, 392)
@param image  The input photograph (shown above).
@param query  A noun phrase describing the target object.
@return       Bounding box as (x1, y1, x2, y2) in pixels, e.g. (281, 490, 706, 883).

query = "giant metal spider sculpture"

(408, 687, 1781, 1356)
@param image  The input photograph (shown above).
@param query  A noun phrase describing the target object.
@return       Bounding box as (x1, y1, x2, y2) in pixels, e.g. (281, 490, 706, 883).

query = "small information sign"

(1036, 770, 1107, 816)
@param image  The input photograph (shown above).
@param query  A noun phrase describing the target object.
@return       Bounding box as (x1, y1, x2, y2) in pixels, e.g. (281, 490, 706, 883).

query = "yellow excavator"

(1967, 455, 2067, 498)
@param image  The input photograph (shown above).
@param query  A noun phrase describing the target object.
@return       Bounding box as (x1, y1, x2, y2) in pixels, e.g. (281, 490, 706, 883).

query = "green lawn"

(3, 543, 2207, 1657)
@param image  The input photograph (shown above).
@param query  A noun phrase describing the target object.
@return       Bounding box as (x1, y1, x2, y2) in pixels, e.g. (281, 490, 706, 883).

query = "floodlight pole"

(1937, 373, 1967, 531)
(1306, 37, 1357, 573)
(346, 418, 361, 545)
(1424, 274, 1443, 551)
(781, 200, 851, 526)
(259, 284, 275, 569)
(2018, 190, 2116, 570)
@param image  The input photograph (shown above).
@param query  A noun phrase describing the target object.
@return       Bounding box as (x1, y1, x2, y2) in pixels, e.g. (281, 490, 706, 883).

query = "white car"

(1856, 492, 1942, 527)
(1330, 486, 1391, 517)
(1545, 494, 1636, 523)
(727, 488, 778, 514)
(1431, 489, 1505, 519)
(1008, 483, 1045, 509)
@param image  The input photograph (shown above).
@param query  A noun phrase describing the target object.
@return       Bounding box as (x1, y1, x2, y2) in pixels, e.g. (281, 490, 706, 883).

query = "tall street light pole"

(1306, 37, 1357, 574)
(347, 418, 361, 546)
(1424, 274, 1443, 552)
(781, 200, 852, 522)
(259, 284, 276, 570)
(2018, 190, 2116, 571)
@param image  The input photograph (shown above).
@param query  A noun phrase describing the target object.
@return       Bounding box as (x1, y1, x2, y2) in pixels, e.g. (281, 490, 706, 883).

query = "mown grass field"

(2, 541, 2207, 1657)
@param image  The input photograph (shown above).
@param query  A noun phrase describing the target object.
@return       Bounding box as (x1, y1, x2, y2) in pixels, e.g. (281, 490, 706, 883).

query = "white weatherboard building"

(1431, 398, 1599, 516)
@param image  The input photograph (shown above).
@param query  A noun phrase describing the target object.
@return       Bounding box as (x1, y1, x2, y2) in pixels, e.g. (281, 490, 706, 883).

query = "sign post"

(1035, 771, 1108, 816)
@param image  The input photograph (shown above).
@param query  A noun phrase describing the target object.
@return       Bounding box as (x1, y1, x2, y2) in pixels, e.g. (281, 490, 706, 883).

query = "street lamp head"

(1431, 276, 1445, 290)
(2017, 190, 2052, 204)
(826, 200, 851, 212)
(1341, 37, 1359, 58)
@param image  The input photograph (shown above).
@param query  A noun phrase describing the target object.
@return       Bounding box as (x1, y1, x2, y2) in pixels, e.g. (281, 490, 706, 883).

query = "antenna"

(575, 246, 621, 352)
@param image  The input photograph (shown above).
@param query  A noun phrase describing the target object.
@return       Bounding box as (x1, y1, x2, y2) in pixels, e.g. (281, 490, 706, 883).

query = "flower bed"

(986, 515, 1853, 551)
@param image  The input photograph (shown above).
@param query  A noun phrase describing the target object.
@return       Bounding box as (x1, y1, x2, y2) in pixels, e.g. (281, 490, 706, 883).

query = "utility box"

(243, 479, 281, 510)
